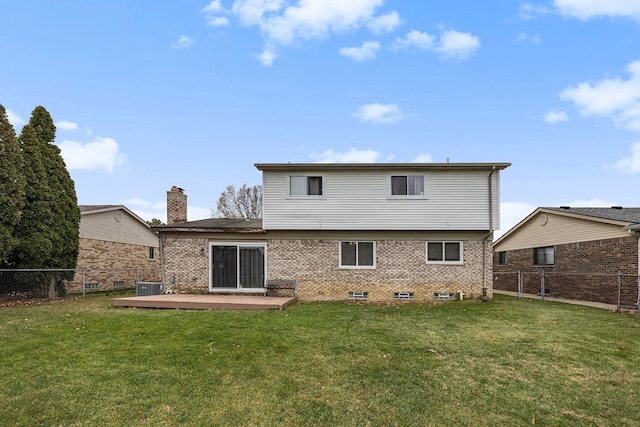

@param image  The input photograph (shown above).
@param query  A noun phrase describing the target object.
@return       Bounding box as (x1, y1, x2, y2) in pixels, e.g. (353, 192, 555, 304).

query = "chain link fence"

(0, 268, 160, 305)
(494, 270, 640, 312)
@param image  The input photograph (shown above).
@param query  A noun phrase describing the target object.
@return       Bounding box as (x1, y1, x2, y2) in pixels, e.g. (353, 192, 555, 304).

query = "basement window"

(394, 292, 414, 300)
(85, 283, 99, 291)
(113, 281, 125, 289)
(434, 292, 455, 301)
(348, 292, 369, 300)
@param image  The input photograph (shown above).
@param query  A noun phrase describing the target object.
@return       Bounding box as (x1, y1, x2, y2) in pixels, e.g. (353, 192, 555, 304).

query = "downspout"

(482, 166, 497, 302)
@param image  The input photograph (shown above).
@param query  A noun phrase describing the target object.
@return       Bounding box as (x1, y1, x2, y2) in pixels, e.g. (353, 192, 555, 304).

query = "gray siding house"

(156, 162, 510, 302)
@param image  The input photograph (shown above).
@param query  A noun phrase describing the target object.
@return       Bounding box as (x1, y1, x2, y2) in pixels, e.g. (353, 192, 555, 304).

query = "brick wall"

(493, 236, 639, 305)
(161, 237, 209, 293)
(68, 238, 161, 293)
(160, 236, 492, 302)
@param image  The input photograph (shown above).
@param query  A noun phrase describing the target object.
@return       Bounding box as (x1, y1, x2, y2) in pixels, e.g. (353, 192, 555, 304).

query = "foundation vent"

(348, 292, 368, 300)
(394, 292, 414, 300)
(434, 292, 455, 301)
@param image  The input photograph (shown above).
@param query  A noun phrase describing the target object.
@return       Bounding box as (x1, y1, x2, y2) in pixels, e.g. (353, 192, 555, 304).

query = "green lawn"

(1, 293, 638, 426)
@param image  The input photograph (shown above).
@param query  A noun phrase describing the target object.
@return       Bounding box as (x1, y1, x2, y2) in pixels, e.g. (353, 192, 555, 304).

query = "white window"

(426, 241, 463, 264)
(340, 241, 375, 268)
(290, 175, 323, 196)
(390, 175, 427, 197)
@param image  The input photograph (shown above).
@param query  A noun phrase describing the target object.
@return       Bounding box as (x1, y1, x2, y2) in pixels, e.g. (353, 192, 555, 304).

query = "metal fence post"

(82, 270, 85, 299)
(517, 270, 522, 300)
(540, 270, 545, 301)
(617, 271, 622, 312)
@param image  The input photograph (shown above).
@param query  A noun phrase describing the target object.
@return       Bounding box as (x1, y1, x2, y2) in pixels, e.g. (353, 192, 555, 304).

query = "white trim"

(339, 241, 376, 269)
(286, 174, 326, 199)
(426, 241, 464, 265)
(209, 242, 267, 292)
(387, 173, 428, 199)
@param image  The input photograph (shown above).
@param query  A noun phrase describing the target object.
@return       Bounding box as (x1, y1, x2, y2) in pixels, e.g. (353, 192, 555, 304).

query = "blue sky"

(2, 0, 640, 237)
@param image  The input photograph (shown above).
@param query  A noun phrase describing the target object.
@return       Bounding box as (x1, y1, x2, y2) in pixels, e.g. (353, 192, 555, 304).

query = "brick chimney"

(167, 186, 187, 224)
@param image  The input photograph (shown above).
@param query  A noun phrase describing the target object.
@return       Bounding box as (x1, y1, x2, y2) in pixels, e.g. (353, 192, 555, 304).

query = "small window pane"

(427, 242, 443, 261)
(498, 251, 507, 265)
(407, 175, 425, 195)
(391, 176, 407, 195)
(444, 242, 460, 261)
(358, 242, 374, 266)
(341, 242, 357, 266)
(290, 176, 306, 195)
(308, 176, 323, 195)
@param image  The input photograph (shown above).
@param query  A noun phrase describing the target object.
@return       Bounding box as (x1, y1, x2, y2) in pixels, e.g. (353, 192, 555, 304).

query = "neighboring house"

(67, 205, 160, 293)
(155, 163, 510, 302)
(493, 206, 640, 307)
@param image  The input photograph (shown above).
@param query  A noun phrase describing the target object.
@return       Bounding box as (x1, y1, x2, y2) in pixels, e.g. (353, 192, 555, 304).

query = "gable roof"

(494, 206, 640, 247)
(79, 205, 151, 229)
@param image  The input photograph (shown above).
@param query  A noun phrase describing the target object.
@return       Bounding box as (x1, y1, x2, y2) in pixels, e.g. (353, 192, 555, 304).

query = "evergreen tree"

(28, 107, 80, 280)
(0, 105, 25, 265)
(11, 106, 80, 295)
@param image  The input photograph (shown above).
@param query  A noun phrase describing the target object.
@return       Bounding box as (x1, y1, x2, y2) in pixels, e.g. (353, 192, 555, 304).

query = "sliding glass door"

(210, 243, 265, 290)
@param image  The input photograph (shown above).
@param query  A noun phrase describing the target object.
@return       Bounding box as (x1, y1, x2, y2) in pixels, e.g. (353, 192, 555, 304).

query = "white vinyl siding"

(262, 169, 500, 230)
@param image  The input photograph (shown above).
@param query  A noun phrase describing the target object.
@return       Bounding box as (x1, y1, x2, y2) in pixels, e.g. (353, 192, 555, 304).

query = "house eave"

(255, 162, 511, 172)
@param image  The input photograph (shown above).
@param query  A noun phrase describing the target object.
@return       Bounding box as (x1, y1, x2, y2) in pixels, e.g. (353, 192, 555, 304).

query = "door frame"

(208, 242, 267, 293)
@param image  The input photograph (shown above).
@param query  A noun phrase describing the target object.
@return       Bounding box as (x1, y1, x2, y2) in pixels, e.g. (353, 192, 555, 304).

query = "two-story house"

(155, 162, 510, 302)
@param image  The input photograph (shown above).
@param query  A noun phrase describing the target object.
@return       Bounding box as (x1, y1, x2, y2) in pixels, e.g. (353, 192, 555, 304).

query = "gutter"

(482, 166, 497, 302)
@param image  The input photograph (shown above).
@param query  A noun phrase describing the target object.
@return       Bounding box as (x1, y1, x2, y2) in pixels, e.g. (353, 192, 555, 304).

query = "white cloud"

(554, 0, 640, 20)
(544, 109, 569, 124)
(203, 0, 225, 13)
(560, 60, 640, 131)
(411, 154, 433, 163)
(57, 137, 127, 173)
(257, 48, 277, 66)
(392, 30, 435, 51)
(224, 0, 398, 65)
(615, 142, 640, 173)
(56, 121, 78, 131)
(171, 35, 195, 49)
(207, 16, 230, 27)
(392, 29, 480, 59)
(563, 198, 618, 207)
(338, 41, 380, 62)
(517, 32, 542, 44)
(6, 109, 23, 126)
(352, 103, 407, 124)
(310, 148, 381, 163)
(367, 11, 400, 34)
(519, 3, 553, 20)
(435, 30, 480, 59)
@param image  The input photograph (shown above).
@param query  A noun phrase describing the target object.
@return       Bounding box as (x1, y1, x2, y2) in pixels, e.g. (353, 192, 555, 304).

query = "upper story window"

(426, 241, 463, 264)
(390, 175, 426, 197)
(533, 246, 554, 266)
(340, 241, 375, 269)
(290, 175, 323, 196)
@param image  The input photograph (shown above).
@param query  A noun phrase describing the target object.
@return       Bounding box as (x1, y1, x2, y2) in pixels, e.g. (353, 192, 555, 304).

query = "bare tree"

(212, 184, 263, 219)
